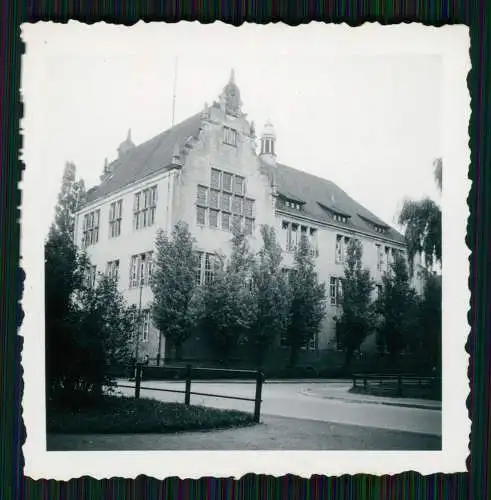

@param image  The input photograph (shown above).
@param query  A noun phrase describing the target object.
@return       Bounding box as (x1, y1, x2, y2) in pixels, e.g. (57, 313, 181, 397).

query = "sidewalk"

(47, 415, 441, 451)
(299, 386, 442, 411)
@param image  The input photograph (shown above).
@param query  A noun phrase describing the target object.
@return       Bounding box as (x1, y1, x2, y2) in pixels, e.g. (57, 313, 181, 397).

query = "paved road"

(114, 379, 441, 437)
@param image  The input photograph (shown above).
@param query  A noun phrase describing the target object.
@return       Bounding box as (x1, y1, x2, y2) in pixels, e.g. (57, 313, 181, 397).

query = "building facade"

(74, 70, 415, 361)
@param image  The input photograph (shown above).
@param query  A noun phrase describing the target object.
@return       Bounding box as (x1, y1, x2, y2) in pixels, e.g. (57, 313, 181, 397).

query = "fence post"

(352, 375, 357, 389)
(184, 364, 192, 405)
(253, 370, 264, 423)
(363, 377, 368, 391)
(135, 363, 142, 399)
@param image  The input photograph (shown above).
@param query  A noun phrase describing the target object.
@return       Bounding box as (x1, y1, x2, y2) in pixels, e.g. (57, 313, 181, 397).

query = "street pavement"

(113, 379, 442, 437)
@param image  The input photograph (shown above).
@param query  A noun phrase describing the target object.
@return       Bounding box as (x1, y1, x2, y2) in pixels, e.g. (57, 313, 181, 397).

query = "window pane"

(221, 212, 230, 231)
(196, 206, 206, 225)
(232, 195, 243, 215)
(223, 172, 233, 192)
(210, 169, 221, 189)
(232, 215, 242, 232)
(209, 209, 219, 228)
(244, 218, 254, 235)
(234, 176, 244, 194)
(209, 189, 219, 209)
(221, 192, 231, 211)
(244, 198, 254, 217)
(197, 185, 208, 205)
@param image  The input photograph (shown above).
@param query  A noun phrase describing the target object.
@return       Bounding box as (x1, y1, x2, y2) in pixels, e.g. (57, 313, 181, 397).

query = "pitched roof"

(84, 111, 404, 244)
(265, 161, 405, 244)
(86, 112, 203, 203)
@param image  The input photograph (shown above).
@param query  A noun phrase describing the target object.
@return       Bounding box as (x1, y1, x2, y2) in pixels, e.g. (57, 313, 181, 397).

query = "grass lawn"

(47, 395, 256, 434)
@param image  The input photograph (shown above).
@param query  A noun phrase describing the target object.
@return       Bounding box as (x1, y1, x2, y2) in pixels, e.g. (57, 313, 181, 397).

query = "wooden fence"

(115, 363, 265, 423)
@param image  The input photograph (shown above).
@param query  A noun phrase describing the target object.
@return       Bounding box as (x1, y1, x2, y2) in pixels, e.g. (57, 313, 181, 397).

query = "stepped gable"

(86, 112, 203, 203)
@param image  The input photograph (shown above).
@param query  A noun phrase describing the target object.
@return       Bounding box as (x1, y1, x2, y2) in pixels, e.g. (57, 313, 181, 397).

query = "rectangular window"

(232, 195, 244, 215)
(106, 260, 120, 283)
(309, 228, 318, 255)
(335, 235, 343, 263)
(234, 175, 245, 195)
(307, 334, 318, 351)
(196, 206, 206, 226)
(129, 252, 152, 288)
(244, 218, 254, 235)
(330, 277, 343, 305)
(140, 310, 150, 342)
(82, 209, 100, 248)
(204, 253, 215, 285)
(197, 185, 208, 206)
(146, 251, 153, 284)
(209, 189, 219, 209)
(195, 252, 203, 285)
(290, 224, 299, 252)
(232, 215, 242, 232)
(210, 168, 221, 189)
(133, 186, 157, 230)
(209, 209, 219, 228)
(221, 192, 231, 212)
(222, 172, 233, 192)
(130, 255, 138, 288)
(282, 221, 291, 251)
(109, 200, 123, 238)
(85, 265, 97, 288)
(244, 198, 254, 218)
(223, 126, 238, 146)
(221, 212, 230, 231)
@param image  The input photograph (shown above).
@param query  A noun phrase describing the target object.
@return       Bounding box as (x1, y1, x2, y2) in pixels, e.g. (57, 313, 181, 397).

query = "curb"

(299, 388, 442, 411)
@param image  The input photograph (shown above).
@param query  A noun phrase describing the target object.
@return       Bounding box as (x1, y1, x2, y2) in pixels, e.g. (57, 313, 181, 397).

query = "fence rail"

(115, 363, 264, 423)
(352, 373, 440, 397)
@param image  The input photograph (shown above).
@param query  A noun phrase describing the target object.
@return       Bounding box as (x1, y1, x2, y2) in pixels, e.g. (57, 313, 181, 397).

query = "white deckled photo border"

(20, 21, 470, 479)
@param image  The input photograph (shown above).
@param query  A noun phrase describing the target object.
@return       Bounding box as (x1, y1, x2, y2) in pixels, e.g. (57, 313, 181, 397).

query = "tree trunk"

(288, 345, 299, 369)
(174, 342, 183, 362)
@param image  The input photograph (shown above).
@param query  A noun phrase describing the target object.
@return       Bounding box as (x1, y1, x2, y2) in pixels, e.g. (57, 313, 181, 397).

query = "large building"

(74, 70, 414, 362)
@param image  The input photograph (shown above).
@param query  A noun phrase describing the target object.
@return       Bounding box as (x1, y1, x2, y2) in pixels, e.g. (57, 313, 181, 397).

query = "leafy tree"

(51, 161, 86, 237)
(285, 234, 326, 368)
(45, 161, 132, 406)
(335, 239, 376, 366)
(68, 274, 137, 398)
(201, 224, 257, 364)
(151, 222, 199, 361)
(248, 225, 291, 367)
(398, 158, 442, 276)
(376, 254, 419, 359)
(416, 269, 442, 372)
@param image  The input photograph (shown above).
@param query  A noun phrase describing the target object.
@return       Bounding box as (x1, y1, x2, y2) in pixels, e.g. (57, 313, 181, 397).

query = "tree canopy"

(335, 239, 375, 366)
(285, 234, 326, 367)
(151, 222, 199, 360)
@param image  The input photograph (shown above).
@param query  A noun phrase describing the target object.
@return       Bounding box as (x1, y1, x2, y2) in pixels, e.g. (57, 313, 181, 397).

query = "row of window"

(376, 244, 403, 272)
(280, 221, 318, 253)
(81, 185, 158, 248)
(196, 207, 255, 235)
(210, 168, 245, 194)
(197, 186, 255, 216)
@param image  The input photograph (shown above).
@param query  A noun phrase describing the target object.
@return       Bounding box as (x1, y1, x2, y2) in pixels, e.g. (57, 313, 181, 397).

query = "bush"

(47, 395, 256, 434)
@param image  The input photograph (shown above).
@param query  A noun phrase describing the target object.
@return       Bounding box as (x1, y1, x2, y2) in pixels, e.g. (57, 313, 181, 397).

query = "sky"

(22, 22, 442, 239)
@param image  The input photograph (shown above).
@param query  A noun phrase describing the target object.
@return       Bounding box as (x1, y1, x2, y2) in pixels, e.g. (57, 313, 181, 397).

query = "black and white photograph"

(21, 22, 469, 479)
